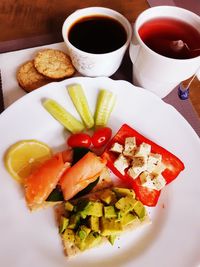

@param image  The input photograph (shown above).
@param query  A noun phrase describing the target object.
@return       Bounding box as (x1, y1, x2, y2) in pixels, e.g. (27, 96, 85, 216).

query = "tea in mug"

(139, 17, 200, 59)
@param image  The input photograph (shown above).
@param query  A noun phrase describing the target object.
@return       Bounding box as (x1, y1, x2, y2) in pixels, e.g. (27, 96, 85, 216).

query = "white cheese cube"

(110, 142, 124, 154)
(127, 156, 147, 179)
(135, 142, 151, 157)
(146, 153, 162, 172)
(132, 156, 147, 168)
(140, 171, 166, 191)
(153, 162, 166, 174)
(152, 173, 166, 190)
(140, 171, 156, 189)
(123, 137, 137, 157)
(128, 166, 144, 179)
(114, 154, 130, 175)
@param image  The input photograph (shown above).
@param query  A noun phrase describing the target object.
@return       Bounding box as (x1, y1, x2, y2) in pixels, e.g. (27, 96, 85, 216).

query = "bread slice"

(55, 188, 151, 257)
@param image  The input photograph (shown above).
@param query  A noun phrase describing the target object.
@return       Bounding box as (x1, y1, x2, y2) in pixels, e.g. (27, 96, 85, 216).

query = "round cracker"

(17, 60, 51, 92)
(34, 49, 75, 79)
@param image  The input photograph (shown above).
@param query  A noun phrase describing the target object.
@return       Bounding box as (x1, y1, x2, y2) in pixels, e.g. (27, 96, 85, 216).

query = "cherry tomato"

(67, 133, 92, 148)
(92, 127, 112, 148)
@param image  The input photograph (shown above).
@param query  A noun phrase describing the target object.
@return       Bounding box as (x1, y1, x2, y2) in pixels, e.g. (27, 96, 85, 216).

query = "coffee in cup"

(62, 7, 132, 77)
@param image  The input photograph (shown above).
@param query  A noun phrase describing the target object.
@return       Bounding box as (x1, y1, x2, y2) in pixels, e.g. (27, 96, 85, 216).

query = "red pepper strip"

(102, 124, 185, 206)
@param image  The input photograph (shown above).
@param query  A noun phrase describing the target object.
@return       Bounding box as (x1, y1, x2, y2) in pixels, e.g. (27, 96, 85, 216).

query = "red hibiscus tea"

(138, 17, 200, 59)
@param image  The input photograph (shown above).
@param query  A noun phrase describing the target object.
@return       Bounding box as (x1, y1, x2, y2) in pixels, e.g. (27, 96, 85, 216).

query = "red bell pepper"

(102, 124, 185, 207)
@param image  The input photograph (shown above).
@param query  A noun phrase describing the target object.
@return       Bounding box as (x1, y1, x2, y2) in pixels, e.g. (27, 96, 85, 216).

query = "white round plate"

(0, 77, 199, 267)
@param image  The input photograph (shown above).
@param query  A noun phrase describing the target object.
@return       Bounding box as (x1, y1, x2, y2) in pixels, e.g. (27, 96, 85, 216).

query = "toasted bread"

(55, 187, 151, 257)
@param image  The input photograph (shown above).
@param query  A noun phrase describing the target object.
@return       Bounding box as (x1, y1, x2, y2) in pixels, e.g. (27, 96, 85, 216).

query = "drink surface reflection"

(139, 17, 200, 59)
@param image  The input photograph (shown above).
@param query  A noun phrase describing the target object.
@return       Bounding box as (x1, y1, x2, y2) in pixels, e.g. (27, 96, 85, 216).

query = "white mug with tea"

(129, 6, 200, 98)
(62, 7, 132, 77)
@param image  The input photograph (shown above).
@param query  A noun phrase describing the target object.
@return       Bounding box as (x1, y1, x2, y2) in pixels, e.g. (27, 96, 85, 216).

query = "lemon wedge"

(4, 140, 52, 183)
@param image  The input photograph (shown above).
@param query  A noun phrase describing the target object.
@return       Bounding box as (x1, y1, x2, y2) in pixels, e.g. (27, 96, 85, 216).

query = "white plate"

(0, 77, 199, 267)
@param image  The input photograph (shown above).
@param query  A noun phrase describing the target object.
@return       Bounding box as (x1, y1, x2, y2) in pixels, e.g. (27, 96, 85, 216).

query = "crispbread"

(34, 49, 75, 79)
(17, 60, 51, 92)
(62, 212, 150, 257)
(55, 189, 151, 257)
(27, 199, 63, 212)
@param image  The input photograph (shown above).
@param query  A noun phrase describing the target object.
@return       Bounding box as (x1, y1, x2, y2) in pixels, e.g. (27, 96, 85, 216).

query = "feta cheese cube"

(110, 142, 124, 154)
(114, 154, 130, 175)
(128, 166, 144, 179)
(123, 137, 137, 157)
(132, 156, 147, 168)
(135, 142, 151, 157)
(146, 153, 162, 172)
(140, 171, 156, 189)
(151, 173, 166, 190)
(140, 170, 166, 191)
(153, 162, 166, 174)
(127, 156, 147, 179)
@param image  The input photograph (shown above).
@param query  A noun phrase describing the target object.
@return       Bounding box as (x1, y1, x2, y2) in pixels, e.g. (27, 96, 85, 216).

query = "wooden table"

(0, 0, 199, 117)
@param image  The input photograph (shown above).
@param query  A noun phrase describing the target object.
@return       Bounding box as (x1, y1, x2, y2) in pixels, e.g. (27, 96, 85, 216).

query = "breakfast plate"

(0, 77, 199, 267)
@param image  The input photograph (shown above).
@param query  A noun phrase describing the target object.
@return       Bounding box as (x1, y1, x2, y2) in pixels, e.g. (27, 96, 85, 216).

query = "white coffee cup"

(129, 6, 200, 98)
(62, 7, 132, 77)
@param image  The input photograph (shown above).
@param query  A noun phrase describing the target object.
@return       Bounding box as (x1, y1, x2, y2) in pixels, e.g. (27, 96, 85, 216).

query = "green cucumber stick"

(43, 99, 85, 134)
(67, 84, 94, 129)
(94, 89, 116, 127)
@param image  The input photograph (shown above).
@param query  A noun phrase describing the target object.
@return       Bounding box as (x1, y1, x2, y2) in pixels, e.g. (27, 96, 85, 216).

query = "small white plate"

(0, 77, 199, 267)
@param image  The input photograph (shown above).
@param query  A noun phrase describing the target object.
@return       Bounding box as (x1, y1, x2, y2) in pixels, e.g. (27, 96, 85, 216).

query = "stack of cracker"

(17, 49, 76, 92)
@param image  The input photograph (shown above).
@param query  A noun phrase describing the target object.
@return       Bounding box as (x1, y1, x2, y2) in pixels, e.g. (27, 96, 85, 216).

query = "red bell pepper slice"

(102, 124, 185, 207)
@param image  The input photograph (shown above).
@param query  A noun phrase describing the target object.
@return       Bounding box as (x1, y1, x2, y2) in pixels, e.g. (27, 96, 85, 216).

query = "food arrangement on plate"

(4, 82, 185, 258)
(0, 3, 199, 266)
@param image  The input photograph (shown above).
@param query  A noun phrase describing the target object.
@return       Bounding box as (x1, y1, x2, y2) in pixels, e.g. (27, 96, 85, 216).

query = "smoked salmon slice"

(24, 152, 70, 210)
(59, 151, 107, 201)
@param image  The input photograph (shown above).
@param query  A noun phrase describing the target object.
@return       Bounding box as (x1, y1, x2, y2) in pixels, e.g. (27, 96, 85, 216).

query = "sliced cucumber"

(67, 84, 94, 129)
(94, 89, 116, 127)
(43, 99, 84, 133)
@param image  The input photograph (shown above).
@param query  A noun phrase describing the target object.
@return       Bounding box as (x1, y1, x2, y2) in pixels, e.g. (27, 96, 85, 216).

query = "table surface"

(0, 0, 199, 117)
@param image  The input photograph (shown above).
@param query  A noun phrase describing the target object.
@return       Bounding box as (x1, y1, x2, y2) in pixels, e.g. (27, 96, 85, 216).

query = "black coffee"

(68, 15, 127, 54)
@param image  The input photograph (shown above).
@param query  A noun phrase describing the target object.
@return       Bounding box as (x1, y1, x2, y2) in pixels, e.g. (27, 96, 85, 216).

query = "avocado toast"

(56, 187, 151, 257)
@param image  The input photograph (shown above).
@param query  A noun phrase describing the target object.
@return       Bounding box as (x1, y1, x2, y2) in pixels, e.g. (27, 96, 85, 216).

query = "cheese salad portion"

(110, 137, 166, 191)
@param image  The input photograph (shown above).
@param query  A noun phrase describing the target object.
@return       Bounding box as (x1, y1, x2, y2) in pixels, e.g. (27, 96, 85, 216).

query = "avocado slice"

(88, 216, 99, 232)
(76, 231, 102, 251)
(77, 225, 91, 240)
(68, 214, 81, 230)
(104, 206, 117, 219)
(62, 229, 75, 243)
(132, 200, 146, 220)
(100, 217, 123, 236)
(115, 196, 137, 214)
(112, 187, 136, 198)
(75, 226, 90, 251)
(80, 201, 103, 218)
(65, 201, 74, 211)
(108, 235, 117, 245)
(85, 232, 102, 250)
(59, 216, 69, 233)
(100, 189, 117, 205)
(121, 213, 138, 226)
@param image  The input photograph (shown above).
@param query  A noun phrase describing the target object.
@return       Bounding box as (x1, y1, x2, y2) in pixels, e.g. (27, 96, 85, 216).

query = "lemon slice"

(4, 140, 52, 183)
